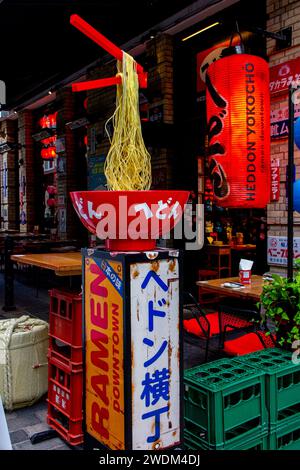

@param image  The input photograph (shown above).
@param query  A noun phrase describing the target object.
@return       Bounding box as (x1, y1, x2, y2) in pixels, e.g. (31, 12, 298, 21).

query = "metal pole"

(287, 85, 295, 281)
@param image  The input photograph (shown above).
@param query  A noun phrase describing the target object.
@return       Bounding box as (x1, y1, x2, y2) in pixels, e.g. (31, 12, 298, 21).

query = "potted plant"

(260, 260, 300, 348)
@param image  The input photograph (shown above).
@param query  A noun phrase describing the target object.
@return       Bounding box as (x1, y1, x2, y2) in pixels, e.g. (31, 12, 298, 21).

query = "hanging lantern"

(49, 112, 57, 129)
(41, 148, 48, 159)
(47, 198, 56, 207)
(39, 115, 48, 128)
(206, 53, 270, 208)
(48, 146, 56, 158)
(41, 146, 56, 160)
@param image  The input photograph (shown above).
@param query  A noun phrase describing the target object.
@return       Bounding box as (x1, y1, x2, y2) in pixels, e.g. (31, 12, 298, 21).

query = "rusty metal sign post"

(82, 248, 183, 450)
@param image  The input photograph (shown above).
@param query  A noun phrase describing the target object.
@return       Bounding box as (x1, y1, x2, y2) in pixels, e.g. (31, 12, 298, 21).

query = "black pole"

(287, 85, 295, 281)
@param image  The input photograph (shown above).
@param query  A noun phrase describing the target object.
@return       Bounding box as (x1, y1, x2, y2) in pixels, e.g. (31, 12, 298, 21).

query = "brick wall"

(267, 0, 300, 272)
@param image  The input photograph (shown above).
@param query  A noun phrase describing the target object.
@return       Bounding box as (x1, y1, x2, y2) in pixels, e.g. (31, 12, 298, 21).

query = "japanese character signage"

(206, 54, 270, 208)
(84, 256, 125, 449)
(268, 236, 300, 265)
(270, 58, 300, 94)
(270, 159, 280, 202)
(196, 36, 240, 93)
(130, 259, 180, 449)
(271, 104, 300, 140)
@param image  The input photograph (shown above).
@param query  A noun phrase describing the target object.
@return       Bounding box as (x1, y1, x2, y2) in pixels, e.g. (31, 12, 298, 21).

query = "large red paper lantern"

(206, 53, 270, 208)
(41, 146, 56, 160)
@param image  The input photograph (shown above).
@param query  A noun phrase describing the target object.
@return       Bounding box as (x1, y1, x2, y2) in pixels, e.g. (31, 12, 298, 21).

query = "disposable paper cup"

(239, 269, 252, 285)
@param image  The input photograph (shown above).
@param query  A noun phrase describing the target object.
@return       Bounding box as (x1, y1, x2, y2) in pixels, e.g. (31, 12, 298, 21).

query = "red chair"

(223, 329, 276, 356)
(183, 293, 255, 362)
(219, 302, 276, 357)
(183, 291, 222, 362)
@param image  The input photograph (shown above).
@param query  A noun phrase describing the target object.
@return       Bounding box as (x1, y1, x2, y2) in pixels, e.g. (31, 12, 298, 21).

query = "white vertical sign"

(0, 81, 6, 108)
(130, 258, 180, 450)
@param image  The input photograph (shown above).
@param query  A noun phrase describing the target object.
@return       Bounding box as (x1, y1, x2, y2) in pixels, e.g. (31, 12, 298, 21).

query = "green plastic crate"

(184, 358, 267, 448)
(267, 416, 300, 450)
(184, 437, 198, 451)
(184, 429, 269, 450)
(235, 348, 300, 428)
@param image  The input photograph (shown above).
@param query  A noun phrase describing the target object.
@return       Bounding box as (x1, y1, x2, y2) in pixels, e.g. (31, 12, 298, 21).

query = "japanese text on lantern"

(206, 54, 270, 208)
(130, 260, 180, 450)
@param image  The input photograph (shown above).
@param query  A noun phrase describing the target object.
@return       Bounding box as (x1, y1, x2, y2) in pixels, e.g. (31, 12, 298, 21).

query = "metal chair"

(218, 303, 260, 350)
(183, 291, 221, 362)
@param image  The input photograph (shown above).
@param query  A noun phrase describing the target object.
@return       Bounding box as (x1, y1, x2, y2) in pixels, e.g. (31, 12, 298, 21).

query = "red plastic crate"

(49, 289, 82, 347)
(48, 335, 83, 366)
(48, 356, 83, 421)
(47, 403, 83, 446)
(47, 348, 82, 372)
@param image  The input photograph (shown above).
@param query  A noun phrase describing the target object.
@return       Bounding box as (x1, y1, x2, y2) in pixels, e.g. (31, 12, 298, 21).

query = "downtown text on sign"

(85, 255, 125, 449)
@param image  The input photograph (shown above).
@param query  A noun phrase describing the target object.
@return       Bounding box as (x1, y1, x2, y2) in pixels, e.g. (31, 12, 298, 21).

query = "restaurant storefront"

(0, 0, 297, 278)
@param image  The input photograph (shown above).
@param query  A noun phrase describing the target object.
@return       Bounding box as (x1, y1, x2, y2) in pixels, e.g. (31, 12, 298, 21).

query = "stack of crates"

(236, 348, 300, 450)
(184, 358, 268, 450)
(47, 289, 83, 446)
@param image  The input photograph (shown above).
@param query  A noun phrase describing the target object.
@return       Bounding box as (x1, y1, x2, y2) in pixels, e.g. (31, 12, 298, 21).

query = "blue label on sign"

(94, 258, 123, 296)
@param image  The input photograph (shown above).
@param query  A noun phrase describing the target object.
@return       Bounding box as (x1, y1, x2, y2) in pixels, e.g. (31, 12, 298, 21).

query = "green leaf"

(281, 312, 290, 320)
(291, 326, 300, 334)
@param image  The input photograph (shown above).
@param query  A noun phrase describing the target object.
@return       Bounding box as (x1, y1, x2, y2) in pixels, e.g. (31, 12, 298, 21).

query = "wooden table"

(3, 252, 82, 311)
(196, 275, 264, 302)
(231, 244, 256, 252)
(11, 252, 82, 276)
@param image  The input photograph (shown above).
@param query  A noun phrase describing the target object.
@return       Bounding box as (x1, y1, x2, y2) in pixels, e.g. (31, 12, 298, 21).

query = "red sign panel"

(270, 58, 300, 94)
(271, 159, 280, 201)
